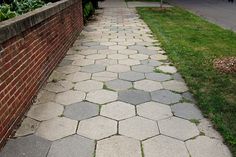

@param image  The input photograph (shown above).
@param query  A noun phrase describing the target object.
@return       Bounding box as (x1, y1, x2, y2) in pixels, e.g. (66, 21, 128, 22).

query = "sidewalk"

(0, 0, 232, 156)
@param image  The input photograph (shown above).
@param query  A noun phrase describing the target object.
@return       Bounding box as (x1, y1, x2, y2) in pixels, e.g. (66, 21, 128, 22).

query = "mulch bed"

(213, 57, 236, 74)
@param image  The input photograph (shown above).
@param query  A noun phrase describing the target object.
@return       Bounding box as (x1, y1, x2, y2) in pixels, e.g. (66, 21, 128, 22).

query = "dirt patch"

(213, 57, 236, 74)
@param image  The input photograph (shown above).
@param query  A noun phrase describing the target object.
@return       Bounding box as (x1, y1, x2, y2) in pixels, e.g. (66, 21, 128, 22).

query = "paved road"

(168, 0, 236, 31)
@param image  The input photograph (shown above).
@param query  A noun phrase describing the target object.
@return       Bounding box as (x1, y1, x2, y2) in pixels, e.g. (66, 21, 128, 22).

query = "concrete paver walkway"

(0, 0, 232, 156)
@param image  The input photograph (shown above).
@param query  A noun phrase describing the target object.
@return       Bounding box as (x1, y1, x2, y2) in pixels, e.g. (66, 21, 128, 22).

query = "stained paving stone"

(65, 54, 85, 60)
(86, 89, 118, 104)
(134, 80, 163, 92)
(143, 135, 189, 157)
(0, 135, 51, 157)
(36, 117, 77, 141)
(137, 102, 172, 121)
(55, 90, 86, 105)
(171, 103, 203, 120)
(159, 117, 199, 141)
(162, 80, 188, 93)
(27, 102, 64, 121)
(107, 64, 130, 73)
(96, 136, 142, 157)
(186, 136, 231, 157)
(108, 54, 128, 60)
(72, 59, 94, 66)
(47, 135, 95, 157)
(156, 65, 177, 74)
(81, 64, 106, 73)
(151, 89, 182, 105)
(92, 71, 117, 81)
(66, 72, 91, 82)
(129, 54, 148, 60)
(118, 89, 151, 105)
(119, 59, 140, 66)
(101, 101, 135, 120)
(86, 54, 106, 60)
(150, 54, 168, 61)
(74, 80, 103, 92)
(77, 116, 117, 140)
(34, 90, 56, 104)
(141, 60, 162, 67)
(118, 49, 138, 55)
(64, 102, 99, 120)
(44, 81, 73, 93)
(96, 59, 118, 66)
(15, 118, 40, 137)
(145, 72, 171, 82)
(55, 65, 81, 74)
(119, 116, 159, 140)
(47, 71, 66, 82)
(105, 79, 132, 91)
(119, 71, 145, 81)
(132, 64, 154, 73)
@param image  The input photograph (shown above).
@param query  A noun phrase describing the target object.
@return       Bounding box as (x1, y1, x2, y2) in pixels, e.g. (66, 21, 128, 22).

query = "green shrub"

(83, 1, 94, 20)
(0, 4, 17, 21)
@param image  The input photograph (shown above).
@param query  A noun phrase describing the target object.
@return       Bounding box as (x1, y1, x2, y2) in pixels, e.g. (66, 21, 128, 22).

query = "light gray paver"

(145, 72, 171, 82)
(55, 90, 86, 105)
(66, 72, 91, 82)
(34, 90, 56, 104)
(15, 118, 40, 137)
(43, 81, 73, 93)
(105, 79, 132, 91)
(119, 59, 140, 66)
(151, 89, 182, 105)
(86, 89, 118, 104)
(107, 64, 130, 73)
(119, 71, 145, 81)
(156, 65, 177, 74)
(72, 59, 94, 66)
(92, 71, 117, 81)
(162, 80, 188, 93)
(132, 64, 154, 73)
(56, 65, 81, 74)
(108, 54, 128, 60)
(47, 135, 95, 157)
(141, 60, 162, 67)
(81, 64, 106, 73)
(134, 80, 163, 92)
(74, 80, 103, 92)
(47, 71, 66, 82)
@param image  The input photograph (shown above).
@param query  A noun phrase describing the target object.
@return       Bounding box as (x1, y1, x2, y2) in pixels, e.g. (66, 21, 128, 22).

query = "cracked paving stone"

(55, 90, 86, 105)
(151, 89, 182, 105)
(105, 79, 132, 91)
(119, 71, 145, 81)
(81, 64, 106, 73)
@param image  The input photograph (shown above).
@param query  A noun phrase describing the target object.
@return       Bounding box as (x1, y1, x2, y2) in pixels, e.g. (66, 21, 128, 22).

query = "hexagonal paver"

(143, 135, 189, 157)
(65, 54, 85, 60)
(100, 42, 117, 46)
(64, 102, 99, 120)
(92, 71, 117, 81)
(134, 80, 163, 92)
(109, 45, 127, 50)
(74, 80, 103, 92)
(118, 89, 151, 105)
(59, 59, 73, 67)
(119, 71, 145, 81)
(137, 102, 172, 121)
(119, 59, 140, 66)
(108, 54, 128, 60)
(141, 60, 162, 67)
(82, 41, 99, 46)
(27, 102, 63, 121)
(107, 64, 130, 73)
(36, 117, 77, 141)
(98, 49, 117, 55)
(78, 49, 97, 55)
(15, 118, 40, 137)
(119, 116, 159, 140)
(171, 103, 203, 120)
(35, 90, 56, 104)
(163, 80, 188, 93)
(186, 136, 231, 157)
(129, 54, 148, 60)
(132, 65, 154, 73)
(47, 71, 66, 82)
(118, 49, 138, 55)
(95, 59, 118, 66)
(0, 135, 51, 157)
(150, 54, 168, 61)
(47, 135, 95, 157)
(77, 116, 117, 140)
(145, 72, 171, 82)
(72, 59, 94, 66)
(55, 90, 86, 105)
(86, 89, 118, 104)
(86, 54, 106, 60)
(56, 65, 81, 74)
(96, 136, 142, 157)
(105, 79, 132, 91)
(101, 101, 135, 120)
(156, 65, 177, 74)
(158, 117, 199, 141)
(44, 81, 73, 93)
(81, 64, 105, 73)
(66, 72, 91, 82)
(151, 90, 182, 105)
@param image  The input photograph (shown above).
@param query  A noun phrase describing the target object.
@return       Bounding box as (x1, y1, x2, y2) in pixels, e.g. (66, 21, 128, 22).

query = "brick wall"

(0, 0, 83, 147)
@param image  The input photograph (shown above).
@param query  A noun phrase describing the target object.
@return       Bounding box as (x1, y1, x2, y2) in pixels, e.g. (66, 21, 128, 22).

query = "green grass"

(137, 7, 236, 156)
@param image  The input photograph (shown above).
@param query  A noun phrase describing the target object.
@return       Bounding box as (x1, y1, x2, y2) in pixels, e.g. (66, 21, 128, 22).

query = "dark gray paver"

(145, 72, 172, 82)
(0, 135, 51, 157)
(105, 79, 132, 91)
(151, 89, 182, 105)
(119, 71, 145, 81)
(81, 64, 105, 73)
(118, 89, 151, 105)
(132, 65, 154, 73)
(47, 135, 95, 157)
(171, 103, 203, 120)
(64, 102, 99, 120)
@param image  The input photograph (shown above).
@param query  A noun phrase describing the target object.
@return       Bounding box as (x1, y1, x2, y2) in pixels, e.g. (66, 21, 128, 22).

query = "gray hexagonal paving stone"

(119, 116, 159, 140)
(158, 117, 199, 141)
(172, 73, 185, 82)
(92, 71, 118, 81)
(66, 72, 91, 82)
(47, 135, 95, 157)
(182, 92, 196, 103)
(134, 80, 163, 92)
(0, 135, 51, 157)
(65, 54, 85, 60)
(143, 135, 189, 157)
(171, 103, 203, 120)
(55, 90, 86, 105)
(81, 64, 106, 73)
(15, 118, 40, 137)
(72, 59, 94, 66)
(105, 79, 132, 91)
(108, 54, 128, 60)
(96, 136, 142, 157)
(36, 117, 77, 141)
(86, 54, 106, 60)
(86, 89, 118, 104)
(34, 90, 56, 104)
(162, 80, 188, 93)
(118, 89, 151, 105)
(101, 101, 135, 120)
(119, 71, 145, 82)
(107, 64, 130, 73)
(145, 72, 171, 82)
(43, 81, 73, 93)
(89, 45, 108, 50)
(77, 116, 117, 140)
(141, 60, 162, 67)
(95, 59, 118, 66)
(156, 65, 177, 74)
(47, 71, 66, 83)
(56, 65, 81, 74)
(186, 136, 231, 157)
(74, 80, 103, 92)
(119, 59, 140, 66)
(64, 102, 99, 120)
(58, 59, 73, 67)
(151, 89, 182, 105)
(82, 41, 100, 46)
(27, 102, 64, 121)
(132, 65, 154, 73)
(137, 102, 172, 121)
